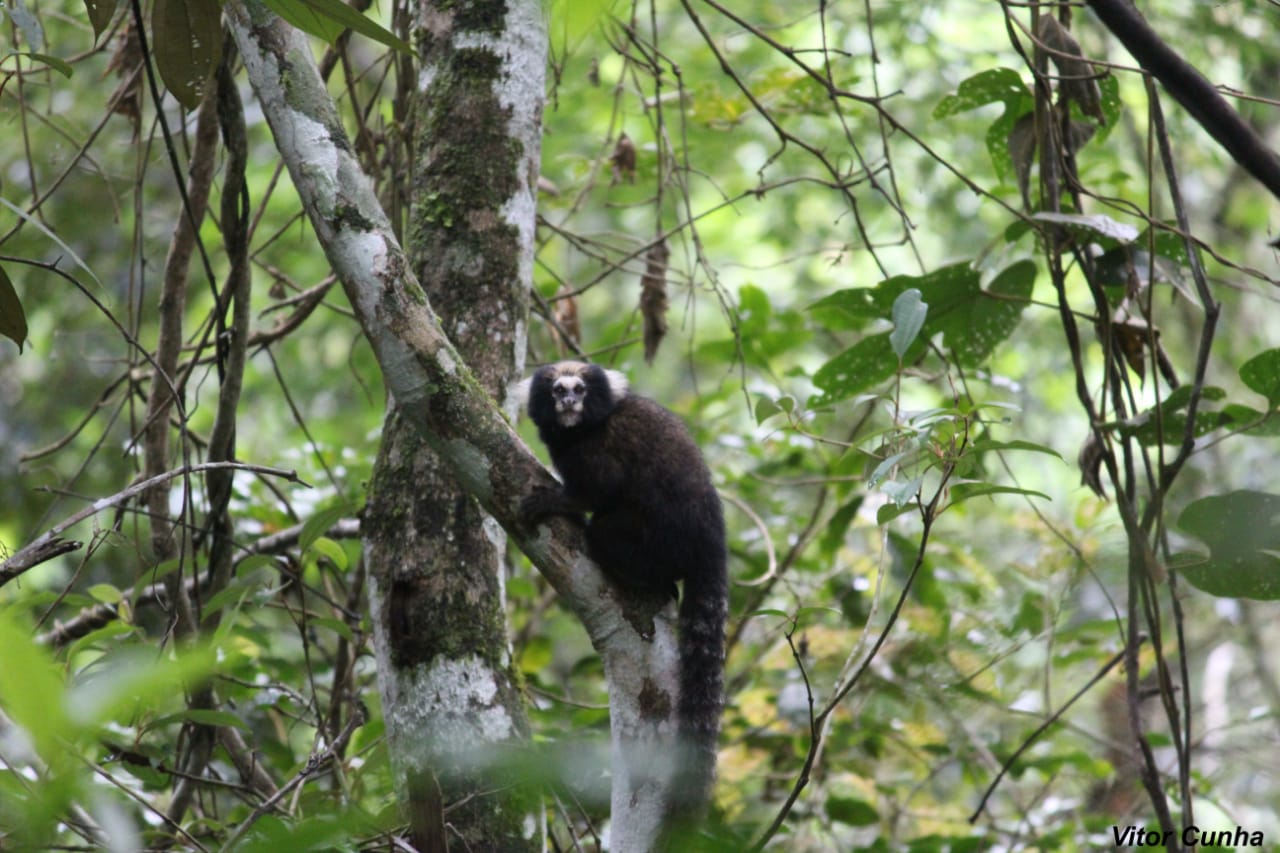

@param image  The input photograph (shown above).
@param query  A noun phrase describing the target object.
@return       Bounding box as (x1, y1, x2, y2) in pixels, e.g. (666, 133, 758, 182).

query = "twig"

(1, 463, 306, 586)
(969, 647, 1128, 822)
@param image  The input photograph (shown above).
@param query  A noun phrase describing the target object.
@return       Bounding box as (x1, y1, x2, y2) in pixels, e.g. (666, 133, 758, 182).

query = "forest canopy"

(2, 0, 1279, 850)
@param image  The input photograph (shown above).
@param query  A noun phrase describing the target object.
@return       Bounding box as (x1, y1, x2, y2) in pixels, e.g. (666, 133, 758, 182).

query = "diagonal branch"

(225, 4, 681, 847)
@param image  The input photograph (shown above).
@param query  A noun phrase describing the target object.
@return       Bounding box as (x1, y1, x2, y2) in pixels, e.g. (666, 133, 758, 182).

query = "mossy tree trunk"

(362, 1, 546, 850)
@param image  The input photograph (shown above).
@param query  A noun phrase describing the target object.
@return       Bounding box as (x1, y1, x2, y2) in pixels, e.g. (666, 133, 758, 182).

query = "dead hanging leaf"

(1035, 15, 1105, 122)
(639, 238, 669, 364)
(152, 0, 222, 109)
(1078, 432, 1107, 499)
(1110, 302, 1164, 385)
(552, 287, 580, 353)
(610, 132, 636, 185)
(105, 23, 143, 137)
(1008, 112, 1036, 209)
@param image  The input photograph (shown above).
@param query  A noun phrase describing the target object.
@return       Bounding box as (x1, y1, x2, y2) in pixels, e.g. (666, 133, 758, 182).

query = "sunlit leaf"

(309, 535, 349, 570)
(889, 288, 928, 359)
(1032, 211, 1139, 244)
(263, 0, 411, 53)
(300, 505, 347, 551)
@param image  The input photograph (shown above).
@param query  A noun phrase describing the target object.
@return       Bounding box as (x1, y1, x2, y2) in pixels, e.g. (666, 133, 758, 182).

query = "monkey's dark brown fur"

(520, 360, 727, 821)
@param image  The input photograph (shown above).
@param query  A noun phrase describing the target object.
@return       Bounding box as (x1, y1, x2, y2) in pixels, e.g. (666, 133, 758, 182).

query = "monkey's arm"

(520, 484, 587, 525)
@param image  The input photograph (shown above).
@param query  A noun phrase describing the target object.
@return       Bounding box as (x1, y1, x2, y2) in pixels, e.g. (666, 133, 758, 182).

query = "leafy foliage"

(2, 0, 1280, 850)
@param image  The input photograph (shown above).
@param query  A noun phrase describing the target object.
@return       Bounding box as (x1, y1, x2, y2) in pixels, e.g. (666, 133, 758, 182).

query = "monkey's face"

(551, 375, 589, 427)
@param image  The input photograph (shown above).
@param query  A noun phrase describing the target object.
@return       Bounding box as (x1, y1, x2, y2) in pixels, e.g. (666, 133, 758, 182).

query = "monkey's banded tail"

(672, 553, 729, 818)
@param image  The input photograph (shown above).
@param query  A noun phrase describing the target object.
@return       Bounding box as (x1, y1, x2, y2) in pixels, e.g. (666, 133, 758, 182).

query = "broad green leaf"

(314, 616, 355, 644)
(882, 477, 922, 507)
(152, 708, 250, 730)
(813, 331, 921, 402)
(68, 643, 216, 726)
(1176, 490, 1280, 599)
(934, 68, 1033, 180)
(1239, 348, 1280, 408)
(0, 611, 73, 756)
(754, 395, 782, 424)
(152, 0, 222, 109)
(0, 266, 28, 352)
(826, 795, 878, 827)
(812, 261, 1035, 402)
(263, 0, 412, 53)
(889, 288, 928, 359)
(948, 482, 1051, 507)
(82, 0, 118, 41)
(23, 52, 74, 77)
(87, 583, 123, 604)
(970, 438, 1063, 460)
(309, 535, 349, 570)
(933, 68, 1030, 118)
(300, 505, 347, 551)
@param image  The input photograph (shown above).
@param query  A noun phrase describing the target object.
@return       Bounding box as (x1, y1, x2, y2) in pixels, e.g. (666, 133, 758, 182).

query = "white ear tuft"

(603, 369, 630, 403)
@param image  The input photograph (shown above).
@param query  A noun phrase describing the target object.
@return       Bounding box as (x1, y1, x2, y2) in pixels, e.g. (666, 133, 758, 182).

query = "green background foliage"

(3, 0, 1280, 849)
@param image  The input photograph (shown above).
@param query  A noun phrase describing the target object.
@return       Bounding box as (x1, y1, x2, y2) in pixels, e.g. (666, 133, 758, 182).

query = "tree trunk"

(227, 3, 681, 847)
(362, 0, 546, 850)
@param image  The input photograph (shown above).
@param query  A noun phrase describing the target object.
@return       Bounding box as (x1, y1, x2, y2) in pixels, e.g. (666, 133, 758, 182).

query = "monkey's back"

(547, 396, 724, 589)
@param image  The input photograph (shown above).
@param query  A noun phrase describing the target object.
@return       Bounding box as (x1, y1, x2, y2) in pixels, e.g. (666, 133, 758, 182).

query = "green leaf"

(1176, 490, 1280, 599)
(754, 395, 782, 424)
(889, 288, 928, 359)
(1239, 348, 1280, 408)
(263, 0, 412, 53)
(82, 0, 118, 41)
(882, 477, 922, 507)
(152, 708, 250, 731)
(0, 266, 28, 352)
(86, 583, 123, 604)
(812, 261, 1035, 402)
(309, 535, 349, 570)
(933, 68, 1033, 180)
(69, 644, 215, 726)
(933, 68, 1030, 118)
(22, 52, 74, 77)
(826, 795, 878, 827)
(151, 0, 222, 109)
(812, 332, 920, 402)
(313, 616, 356, 644)
(970, 438, 1063, 460)
(300, 505, 347, 552)
(876, 502, 915, 525)
(0, 611, 73, 756)
(948, 482, 1051, 507)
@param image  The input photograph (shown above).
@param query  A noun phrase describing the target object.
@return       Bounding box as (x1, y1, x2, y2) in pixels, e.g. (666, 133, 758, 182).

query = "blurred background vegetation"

(2, 0, 1280, 849)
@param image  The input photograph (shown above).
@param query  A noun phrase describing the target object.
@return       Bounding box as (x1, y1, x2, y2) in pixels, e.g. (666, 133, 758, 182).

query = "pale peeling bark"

(226, 4, 677, 849)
